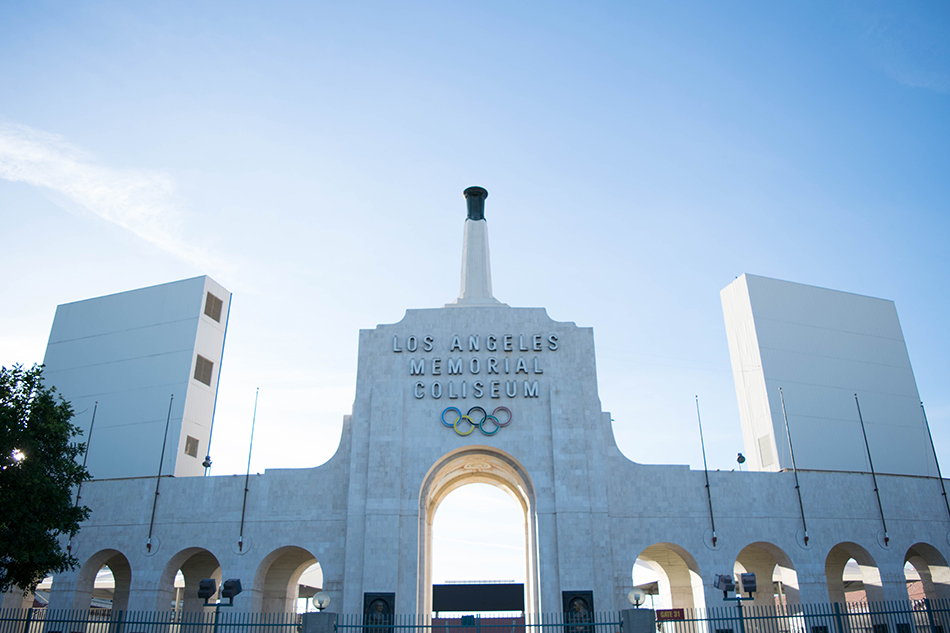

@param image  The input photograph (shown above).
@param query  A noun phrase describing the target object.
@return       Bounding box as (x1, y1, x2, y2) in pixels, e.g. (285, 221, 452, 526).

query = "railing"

(0, 609, 303, 633)
(335, 612, 623, 633)
(0, 611, 623, 633)
(4, 602, 946, 633)
(655, 600, 950, 633)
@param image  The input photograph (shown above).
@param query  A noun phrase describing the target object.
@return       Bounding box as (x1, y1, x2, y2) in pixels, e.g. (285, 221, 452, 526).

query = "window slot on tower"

(194, 354, 214, 386)
(184, 435, 199, 458)
(205, 292, 223, 322)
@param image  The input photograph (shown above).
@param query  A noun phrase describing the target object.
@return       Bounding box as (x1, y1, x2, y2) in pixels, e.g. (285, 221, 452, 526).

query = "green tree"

(0, 364, 90, 594)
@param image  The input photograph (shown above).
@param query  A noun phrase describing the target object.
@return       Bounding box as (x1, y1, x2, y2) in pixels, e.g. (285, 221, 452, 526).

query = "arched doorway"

(633, 543, 704, 610)
(158, 548, 222, 612)
(734, 542, 800, 607)
(431, 483, 526, 614)
(432, 483, 526, 585)
(904, 543, 950, 601)
(252, 546, 320, 613)
(72, 550, 131, 610)
(826, 542, 883, 603)
(418, 446, 538, 615)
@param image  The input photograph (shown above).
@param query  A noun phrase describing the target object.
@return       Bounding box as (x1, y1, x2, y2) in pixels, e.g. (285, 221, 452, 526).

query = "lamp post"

(313, 592, 331, 612)
(199, 578, 242, 633)
(716, 573, 755, 633)
(627, 589, 646, 609)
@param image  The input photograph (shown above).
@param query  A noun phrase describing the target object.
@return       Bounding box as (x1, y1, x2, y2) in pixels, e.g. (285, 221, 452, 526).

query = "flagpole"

(855, 393, 888, 546)
(147, 394, 174, 553)
(238, 388, 259, 552)
(696, 396, 718, 547)
(779, 388, 809, 545)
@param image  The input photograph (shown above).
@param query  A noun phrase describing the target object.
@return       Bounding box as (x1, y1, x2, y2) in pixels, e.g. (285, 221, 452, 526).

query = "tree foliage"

(0, 364, 90, 594)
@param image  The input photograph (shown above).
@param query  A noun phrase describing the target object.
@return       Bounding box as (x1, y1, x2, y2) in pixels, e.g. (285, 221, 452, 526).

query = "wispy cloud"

(0, 122, 229, 273)
(856, 10, 950, 94)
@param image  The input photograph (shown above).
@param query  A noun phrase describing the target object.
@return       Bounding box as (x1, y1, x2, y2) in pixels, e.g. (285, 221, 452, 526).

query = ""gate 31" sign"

(656, 609, 685, 622)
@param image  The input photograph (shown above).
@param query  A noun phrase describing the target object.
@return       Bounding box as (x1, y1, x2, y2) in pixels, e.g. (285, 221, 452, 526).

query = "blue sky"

(2, 1, 948, 587)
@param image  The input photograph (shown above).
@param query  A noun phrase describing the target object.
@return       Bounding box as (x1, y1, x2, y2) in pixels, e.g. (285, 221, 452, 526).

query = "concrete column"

(46, 572, 78, 611)
(622, 609, 656, 633)
(302, 612, 337, 633)
(880, 566, 909, 602)
(1, 588, 32, 610)
(537, 510, 562, 613)
(794, 565, 831, 604)
(128, 573, 164, 612)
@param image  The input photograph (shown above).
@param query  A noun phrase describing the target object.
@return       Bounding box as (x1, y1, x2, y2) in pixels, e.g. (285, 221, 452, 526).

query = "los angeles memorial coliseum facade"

(8, 188, 949, 616)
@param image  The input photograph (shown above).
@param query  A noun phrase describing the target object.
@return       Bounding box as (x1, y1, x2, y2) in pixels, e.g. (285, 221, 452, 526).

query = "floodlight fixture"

(714, 574, 735, 594)
(739, 573, 756, 595)
(221, 579, 242, 600)
(198, 578, 217, 600)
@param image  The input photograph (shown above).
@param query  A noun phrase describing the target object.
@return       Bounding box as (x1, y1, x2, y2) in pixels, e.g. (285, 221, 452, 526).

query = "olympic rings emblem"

(441, 406, 512, 436)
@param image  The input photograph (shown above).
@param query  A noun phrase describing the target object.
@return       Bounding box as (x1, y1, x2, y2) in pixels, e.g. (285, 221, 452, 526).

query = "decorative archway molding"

(825, 542, 882, 603)
(634, 543, 704, 611)
(734, 541, 800, 606)
(905, 542, 950, 600)
(252, 546, 320, 613)
(73, 549, 132, 611)
(417, 445, 539, 615)
(157, 548, 222, 612)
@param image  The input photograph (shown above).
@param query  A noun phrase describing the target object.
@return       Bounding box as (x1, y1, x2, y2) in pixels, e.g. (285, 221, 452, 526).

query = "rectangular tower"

(43, 276, 230, 479)
(721, 273, 934, 477)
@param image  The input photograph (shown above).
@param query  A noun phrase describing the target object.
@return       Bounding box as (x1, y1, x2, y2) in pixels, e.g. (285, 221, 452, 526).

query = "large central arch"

(417, 446, 539, 615)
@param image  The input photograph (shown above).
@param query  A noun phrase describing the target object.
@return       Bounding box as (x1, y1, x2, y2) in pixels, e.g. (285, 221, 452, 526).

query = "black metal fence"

(335, 612, 622, 633)
(654, 600, 950, 633)
(0, 609, 303, 633)
(0, 611, 624, 633)
(4, 602, 948, 633)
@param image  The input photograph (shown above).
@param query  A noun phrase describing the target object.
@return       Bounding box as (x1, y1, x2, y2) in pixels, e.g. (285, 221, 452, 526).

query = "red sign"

(656, 609, 685, 621)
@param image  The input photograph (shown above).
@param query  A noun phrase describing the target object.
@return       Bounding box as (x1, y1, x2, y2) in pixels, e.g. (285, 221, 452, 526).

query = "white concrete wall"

(721, 274, 934, 476)
(47, 302, 950, 616)
(43, 276, 230, 480)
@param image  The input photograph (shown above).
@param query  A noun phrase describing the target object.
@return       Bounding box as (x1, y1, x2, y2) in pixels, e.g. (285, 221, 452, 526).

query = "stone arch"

(905, 543, 950, 600)
(733, 542, 800, 606)
(251, 546, 320, 614)
(158, 548, 222, 612)
(825, 542, 883, 603)
(634, 543, 704, 610)
(72, 549, 132, 610)
(418, 445, 538, 615)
